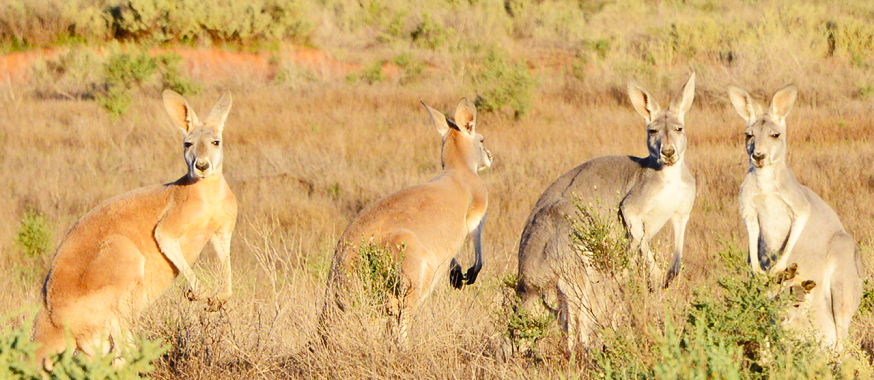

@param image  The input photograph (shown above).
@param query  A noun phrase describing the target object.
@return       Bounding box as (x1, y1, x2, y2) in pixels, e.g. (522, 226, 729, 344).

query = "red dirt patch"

(0, 45, 361, 85)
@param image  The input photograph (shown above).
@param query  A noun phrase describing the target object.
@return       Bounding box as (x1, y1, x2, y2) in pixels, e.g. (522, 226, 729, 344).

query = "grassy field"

(1, 0, 874, 378)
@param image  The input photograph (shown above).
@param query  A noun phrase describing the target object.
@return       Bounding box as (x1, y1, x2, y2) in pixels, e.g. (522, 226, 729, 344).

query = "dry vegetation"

(1, 0, 874, 378)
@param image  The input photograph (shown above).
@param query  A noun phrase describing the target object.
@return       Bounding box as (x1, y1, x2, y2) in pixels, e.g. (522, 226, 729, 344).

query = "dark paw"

(449, 258, 464, 289)
(464, 266, 481, 285)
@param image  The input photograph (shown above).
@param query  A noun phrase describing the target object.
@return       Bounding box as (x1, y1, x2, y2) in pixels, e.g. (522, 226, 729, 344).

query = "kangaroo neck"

(753, 161, 792, 192)
(441, 132, 477, 173)
(176, 171, 226, 197)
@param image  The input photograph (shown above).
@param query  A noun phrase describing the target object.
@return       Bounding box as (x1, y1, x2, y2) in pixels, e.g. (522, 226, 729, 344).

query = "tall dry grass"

(1, 0, 874, 378)
(1, 70, 872, 377)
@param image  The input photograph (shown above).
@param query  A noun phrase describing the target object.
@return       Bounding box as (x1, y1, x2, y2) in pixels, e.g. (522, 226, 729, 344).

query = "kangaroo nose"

(752, 152, 765, 161)
(662, 146, 676, 157)
(195, 161, 210, 171)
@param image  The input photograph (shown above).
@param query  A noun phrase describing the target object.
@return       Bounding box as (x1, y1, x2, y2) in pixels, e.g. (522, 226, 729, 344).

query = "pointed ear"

(422, 102, 459, 137)
(163, 89, 198, 134)
(204, 90, 233, 132)
(627, 81, 661, 123)
(454, 97, 476, 135)
(768, 84, 797, 124)
(668, 73, 695, 123)
(727, 86, 761, 124)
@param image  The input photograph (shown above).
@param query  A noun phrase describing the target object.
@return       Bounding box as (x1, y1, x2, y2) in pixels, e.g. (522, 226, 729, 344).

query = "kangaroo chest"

(752, 192, 792, 253)
(631, 168, 693, 236)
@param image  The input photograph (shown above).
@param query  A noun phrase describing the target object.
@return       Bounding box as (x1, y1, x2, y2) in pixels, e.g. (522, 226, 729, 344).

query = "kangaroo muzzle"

(193, 159, 211, 176)
(751, 151, 766, 167)
(660, 145, 679, 165)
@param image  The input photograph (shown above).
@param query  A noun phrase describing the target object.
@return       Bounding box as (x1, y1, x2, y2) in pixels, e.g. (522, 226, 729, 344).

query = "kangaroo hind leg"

(388, 230, 434, 348)
(828, 234, 862, 352)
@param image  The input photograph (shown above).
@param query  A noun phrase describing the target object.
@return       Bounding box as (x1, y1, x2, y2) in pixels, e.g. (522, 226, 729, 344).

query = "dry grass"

(1, 71, 872, 377)
(1, 0, 874, 377)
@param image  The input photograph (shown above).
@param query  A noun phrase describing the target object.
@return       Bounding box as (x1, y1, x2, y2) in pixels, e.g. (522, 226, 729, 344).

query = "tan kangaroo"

(729, 85, 862, 351)
(321, 98, 491, 346)
(515, 74, 696, 350)
(32, 90, 238, 366)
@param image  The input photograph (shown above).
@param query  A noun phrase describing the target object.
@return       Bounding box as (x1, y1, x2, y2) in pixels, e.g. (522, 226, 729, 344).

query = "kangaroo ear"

(163, 89, 198, 134)
(768, 84, 797, 124)
(627, 81, 661, 123)
(668, 73, 695, 123)
(454, 97, 477, 135)
(422, 102, 460, 137)
(727, 86, 761, 124)
(205, 90, 232, 132)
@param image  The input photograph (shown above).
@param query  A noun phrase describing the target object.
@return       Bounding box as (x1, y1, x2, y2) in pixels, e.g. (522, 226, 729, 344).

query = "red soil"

(0, 45, 362, 84)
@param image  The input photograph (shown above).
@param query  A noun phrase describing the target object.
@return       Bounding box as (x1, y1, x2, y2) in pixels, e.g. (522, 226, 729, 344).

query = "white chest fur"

(642, 164, 692, 232)
(751, 169, 792, 252)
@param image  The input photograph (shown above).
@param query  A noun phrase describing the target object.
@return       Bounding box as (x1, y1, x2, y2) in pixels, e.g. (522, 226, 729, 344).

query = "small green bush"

(594, 246, 873, 379)
(393, 53, 424, 85)
(472, 47, 537, 119)
(14, 211, 52, 258)
(32, 48, 201, 116)
(0, 308, 168, 379)
(30, 49, 102, 100)
(353, 242, 405, 308)
(359, 61, 386, 85)
(496, 275, 555, 358)
(410, 13, 448, 49)
(566, 199, 631, 276)
(156, 53, 202, 95)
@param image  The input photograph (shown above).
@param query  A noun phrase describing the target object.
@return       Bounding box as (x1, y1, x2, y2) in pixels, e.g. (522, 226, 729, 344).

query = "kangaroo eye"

(184, 142, 193, 148)
(744, 132, 753, 138)
(212, 140, 221, 146)
(648, 129, 658, 135)
(770, 133, 780, 138)
(675, 126, 683, 132)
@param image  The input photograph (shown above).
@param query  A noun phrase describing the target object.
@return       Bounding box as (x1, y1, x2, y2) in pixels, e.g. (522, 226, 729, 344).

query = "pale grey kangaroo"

(729, 85, 861, 351)
(516, 74, 697, 350)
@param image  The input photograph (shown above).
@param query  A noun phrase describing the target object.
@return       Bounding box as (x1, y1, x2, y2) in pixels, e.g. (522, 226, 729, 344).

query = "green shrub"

(472, 47, 537, 119)
(30, 49, 103, 100)
(156, 52, 202, 95)
(566, 199, 630, 276)
(353, 242, 405, 308)
(112, 0, 313, 45)
(359, 61, 386, 85)
(32, 48, 200, 115)
(392, 53, 424, 84)
(14, 211, 52, 258)
(495, 275, 555, 358)
(0, 308, 168, 379)
(410, 13, 449, 49)
(594, 246, 873, 379)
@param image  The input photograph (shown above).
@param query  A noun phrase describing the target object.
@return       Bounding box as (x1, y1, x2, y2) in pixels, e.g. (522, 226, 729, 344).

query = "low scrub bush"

(0, 308, 167, 379)
(472, 47, 537, 119)
(353, 242, 405, 311)
(31, 48, 200, 116)
(498, 275, 555, 359)
(14, 211, 52, 258)
(594, 246, 873, 379)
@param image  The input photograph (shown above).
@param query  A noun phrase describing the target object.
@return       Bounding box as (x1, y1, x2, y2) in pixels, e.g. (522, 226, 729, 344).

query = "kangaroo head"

(770, 263, 816, 328)
(781, 279, 816, 328)
(728, 84, 797, 170)
(627, 73, 695, 167)
(163, 90, 233, 179)
(422, 98, 492, 172)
